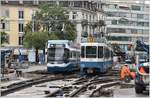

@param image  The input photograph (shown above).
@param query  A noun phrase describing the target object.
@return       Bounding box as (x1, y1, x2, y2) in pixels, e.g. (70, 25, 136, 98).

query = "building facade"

(103, 0, 149, 51)
(0, 0, 105, 46)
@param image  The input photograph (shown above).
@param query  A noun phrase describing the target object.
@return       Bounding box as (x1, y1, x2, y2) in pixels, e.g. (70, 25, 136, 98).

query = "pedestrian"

(15, 69, 19, 77)
(16, 69, 22, 77)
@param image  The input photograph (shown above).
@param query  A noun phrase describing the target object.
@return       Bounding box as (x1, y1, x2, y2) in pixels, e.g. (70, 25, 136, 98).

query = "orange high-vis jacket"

(120, 65, 131, 80)
(139, 67, 146, 73)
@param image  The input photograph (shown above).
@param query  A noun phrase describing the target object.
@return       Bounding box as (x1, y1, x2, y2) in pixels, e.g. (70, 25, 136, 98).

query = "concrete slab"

(113, 87, 149, 98)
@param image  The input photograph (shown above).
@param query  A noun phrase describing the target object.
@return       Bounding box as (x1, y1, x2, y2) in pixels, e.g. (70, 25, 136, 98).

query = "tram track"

(1, 69, 120, 97)
(1, 74, 77, 96)
(68, 76, 120, 97)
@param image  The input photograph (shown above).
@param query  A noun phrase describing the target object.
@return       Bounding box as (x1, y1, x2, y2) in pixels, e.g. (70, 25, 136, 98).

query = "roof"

(48, 40, 69, 44)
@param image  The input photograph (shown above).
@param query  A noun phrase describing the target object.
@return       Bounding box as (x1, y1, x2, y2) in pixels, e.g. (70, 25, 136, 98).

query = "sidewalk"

(21, 64, 47, 73)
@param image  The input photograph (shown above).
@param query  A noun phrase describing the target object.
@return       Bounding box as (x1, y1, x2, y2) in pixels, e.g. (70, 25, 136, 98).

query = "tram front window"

(86, 46, 97, 58)
(47, 48, 69, 64)
(81, 46, 85, 58)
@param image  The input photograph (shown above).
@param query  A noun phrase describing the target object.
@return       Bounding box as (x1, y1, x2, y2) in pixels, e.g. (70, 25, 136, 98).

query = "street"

(1, 0, 149, 97)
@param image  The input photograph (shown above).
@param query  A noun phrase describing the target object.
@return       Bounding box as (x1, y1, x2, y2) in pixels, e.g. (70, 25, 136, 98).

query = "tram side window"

(77, 52, 80, 59)
(64, 48, 69, 63)
(98, 46, 103, 58)
(104, 48, 109, 58)
(81, 46, 85, 58)
(111, 51, 113, 58)
(73, 51, 76, 58)
(86, 46, 97, 58)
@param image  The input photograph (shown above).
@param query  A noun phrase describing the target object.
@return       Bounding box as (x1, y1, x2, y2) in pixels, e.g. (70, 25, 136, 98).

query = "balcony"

(106, 24, 149, 30)
(109, 33, 149, 37)
(108, 40, 133, 45)
(106, 17, 149, 22)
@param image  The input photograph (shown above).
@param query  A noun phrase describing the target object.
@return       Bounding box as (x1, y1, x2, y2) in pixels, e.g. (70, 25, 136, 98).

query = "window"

(107, 12, 117, 17)
(19, 36, 23, 45)
(23, 1, 33, 5)
(143, 30, 149, 34)
(137, 14, 143, 19)
(108, 36, 131, 41)
(143, 37, 149, 43)
(144, 14, 149, 19)
(2, 23, 5, 29)
(130, 21, 136, 26)
(47, 48, 69, 64)
(73, 12, 77, 19)
(86, 46, 97, 58)
(111, 51, 113, 58)
(1, 21, 10, 31)
(143, 6, 149, 12)
(111, 20, 117, 25)
(72, 52, 76, 58)
(107, 28, 126, 33)
(74, 1, 82, 7)
(131, 5, 141, 11)
(131, 13, 137, 18)
(98, 46, 103, 58)
(1, 9, 9, 17)
(137, 22, 144, 26)
(144, 22, 149, 27)
(119, 12, 127, 17)
(33, 0, 39, 5)
(5, 21, 10, 31)
(93, 15, 95, 21)
(82, 13, 84, 19)
(18, 10, 24, 19)
(119, 6, 129, 10)
(59, 1, 69, 7)
(89, 15, 91, 21)
(86, 14, 88, 20)
(131, 29, 137, 34)
(8, 1, 19, 5)
(104, 48, 109, 58)
(137, 29, 143, 34)
(18, 23, 24, 32)
(81, 46, 85, 58)
(108, 4, 117, 9)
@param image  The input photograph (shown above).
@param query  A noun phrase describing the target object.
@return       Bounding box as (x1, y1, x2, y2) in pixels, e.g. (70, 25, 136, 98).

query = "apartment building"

(103, 0, 149, 51)
(0, 0, 105, 46)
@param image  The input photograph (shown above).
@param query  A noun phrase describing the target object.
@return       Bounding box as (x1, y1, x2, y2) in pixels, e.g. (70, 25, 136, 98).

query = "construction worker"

(120, 64, 131, 82)
(120, 64, 136, 82)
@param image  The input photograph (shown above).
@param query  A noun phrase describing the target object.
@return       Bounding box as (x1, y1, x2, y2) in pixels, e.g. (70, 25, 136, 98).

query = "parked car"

(135, 62, 149, 94)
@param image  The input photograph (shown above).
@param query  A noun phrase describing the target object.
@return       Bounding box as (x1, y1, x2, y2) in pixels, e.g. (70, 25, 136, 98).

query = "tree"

(24, 4, 76, 63)
(24, 32, 49, 62)
(1, 32, 8, 45)
(34, 4, 76, 40)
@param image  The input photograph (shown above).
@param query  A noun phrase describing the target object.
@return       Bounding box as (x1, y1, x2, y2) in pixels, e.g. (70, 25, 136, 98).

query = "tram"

(80, 37, 113, 74)
(47, 40, 80, 73)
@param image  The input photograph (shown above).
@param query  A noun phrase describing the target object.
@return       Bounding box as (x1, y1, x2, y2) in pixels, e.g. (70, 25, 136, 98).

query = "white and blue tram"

(80, 40, 113, 74)
(47, 40, 80, 73)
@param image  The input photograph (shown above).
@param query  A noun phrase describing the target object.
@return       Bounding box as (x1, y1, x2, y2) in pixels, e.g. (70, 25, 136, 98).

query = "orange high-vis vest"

(120, 66, 131, 80)
(139, 67, 146, 73)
